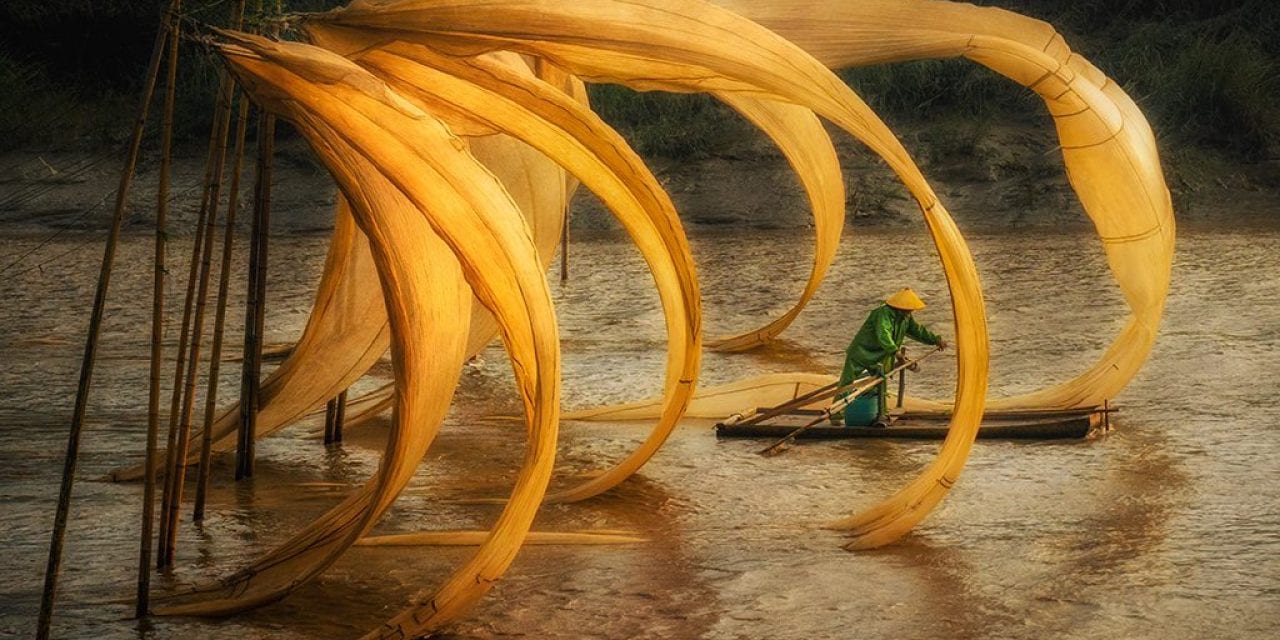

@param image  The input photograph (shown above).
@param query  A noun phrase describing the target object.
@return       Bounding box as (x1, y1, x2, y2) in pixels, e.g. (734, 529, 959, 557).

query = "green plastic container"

(842, 392, 881, 427)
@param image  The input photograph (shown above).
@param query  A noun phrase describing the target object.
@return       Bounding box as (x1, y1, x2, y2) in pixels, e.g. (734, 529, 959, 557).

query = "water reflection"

(2, 224, 1279, 638)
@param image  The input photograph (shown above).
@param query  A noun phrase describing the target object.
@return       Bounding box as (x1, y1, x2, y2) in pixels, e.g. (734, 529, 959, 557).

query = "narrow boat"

(714, 407, 1107, 441)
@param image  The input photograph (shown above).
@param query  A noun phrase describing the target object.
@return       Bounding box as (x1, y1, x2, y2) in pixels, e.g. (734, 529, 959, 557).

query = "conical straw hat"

(885, 287, 926, 311)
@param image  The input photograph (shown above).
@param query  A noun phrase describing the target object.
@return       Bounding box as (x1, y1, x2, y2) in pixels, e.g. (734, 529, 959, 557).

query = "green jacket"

(838, 304, 942, 388)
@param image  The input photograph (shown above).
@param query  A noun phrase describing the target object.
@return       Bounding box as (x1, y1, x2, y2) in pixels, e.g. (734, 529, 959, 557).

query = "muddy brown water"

(1, 221, 1278, 639)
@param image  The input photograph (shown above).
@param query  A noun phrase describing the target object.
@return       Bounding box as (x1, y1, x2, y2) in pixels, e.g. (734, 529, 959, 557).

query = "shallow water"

(1, 220, 1278, 639)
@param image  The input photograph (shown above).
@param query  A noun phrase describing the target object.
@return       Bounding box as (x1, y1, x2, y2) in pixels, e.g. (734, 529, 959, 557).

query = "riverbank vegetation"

(3, 0, 1276, 196)
(591, 0, 1279, 195)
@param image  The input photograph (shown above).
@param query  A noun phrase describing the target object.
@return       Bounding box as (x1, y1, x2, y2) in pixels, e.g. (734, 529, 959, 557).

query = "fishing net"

(123, 1, 1172, 636)
(107, 52, 575, 482)
(723, 0, 1174, 411)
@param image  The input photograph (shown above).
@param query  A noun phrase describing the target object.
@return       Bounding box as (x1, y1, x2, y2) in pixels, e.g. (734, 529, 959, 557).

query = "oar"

(730, 373, 891, 428)
(729, 350, 926, 428)
(724, 379, 842, 428)
(758, 346, 942, 457)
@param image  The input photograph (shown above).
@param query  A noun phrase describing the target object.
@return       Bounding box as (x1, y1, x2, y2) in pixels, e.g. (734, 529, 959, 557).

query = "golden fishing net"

(130, 1, 1172, 636)
(108, 52, 573, 482)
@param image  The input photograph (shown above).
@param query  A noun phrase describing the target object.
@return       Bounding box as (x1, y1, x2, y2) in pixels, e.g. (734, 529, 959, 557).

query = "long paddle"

(758, 346, 943, 457)
(728, 348, 925, 428)
(723, 380, 842, 428)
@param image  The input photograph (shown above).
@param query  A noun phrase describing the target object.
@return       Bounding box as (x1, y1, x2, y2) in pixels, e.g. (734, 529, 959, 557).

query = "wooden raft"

(714, 407, 1107, 441)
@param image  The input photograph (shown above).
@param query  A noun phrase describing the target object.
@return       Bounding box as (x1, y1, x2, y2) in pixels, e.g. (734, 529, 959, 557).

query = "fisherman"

(832, 288, 947, 427)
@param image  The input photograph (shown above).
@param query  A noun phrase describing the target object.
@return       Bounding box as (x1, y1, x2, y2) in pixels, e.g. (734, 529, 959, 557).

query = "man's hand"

(937, 338, 948, 350)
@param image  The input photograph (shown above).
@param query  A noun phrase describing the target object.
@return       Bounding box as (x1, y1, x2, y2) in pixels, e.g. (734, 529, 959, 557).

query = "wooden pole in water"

(161, 55, 244, 564)
(195, 91, 250, 521)
(156, 71, 226, 570)
(136, 6, 182, 617)
(36, 2, 181, 636)
(155, 59, 242, 564)
(560, 210, 570, 282)
(236, 112, 275, 480)
(193, 0, 249, 523)
(334, 390, 348, 444)
(324, 390, 348, 445)
(324, 397, 337, 445)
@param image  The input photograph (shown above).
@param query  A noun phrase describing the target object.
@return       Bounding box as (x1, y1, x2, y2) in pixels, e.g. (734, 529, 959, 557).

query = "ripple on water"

(2, 224, 1279, 638)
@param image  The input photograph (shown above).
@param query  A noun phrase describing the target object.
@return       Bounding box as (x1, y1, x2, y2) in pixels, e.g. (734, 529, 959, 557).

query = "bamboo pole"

(324, 397, 337, 445)
(36, 2, 181, 637)
(154, 70, 233, 565)
(155, 81, 223, 570)
(194, 90, 250, 522)
(758, 347, 943, 457)
(136, 6, 182, 618)
(721, 380, 840, 428)
(160, 56, 243, 565)
(164, 0, 249, 538)
(333, 390, 348, 444)
(560, 210, 570, 282)
(236, 112, 275, 480)
(324, 390, 349, 445)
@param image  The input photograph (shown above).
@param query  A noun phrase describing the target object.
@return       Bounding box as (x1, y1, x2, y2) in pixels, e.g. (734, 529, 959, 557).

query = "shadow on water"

(204, 448, 722, 640)
(3, 224, 1280, 639)
(999, 427, 1189, 637)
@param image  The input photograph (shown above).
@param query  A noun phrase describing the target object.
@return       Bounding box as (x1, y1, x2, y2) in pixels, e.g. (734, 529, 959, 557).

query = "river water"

(1, 219, 1278, 639)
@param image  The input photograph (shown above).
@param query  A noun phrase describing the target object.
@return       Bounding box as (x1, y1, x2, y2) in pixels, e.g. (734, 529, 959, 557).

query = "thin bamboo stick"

(560, 210, 570, 282)
(136, 6, 182, 618)
(163, 0, 249, 536)
(160, 58, 242, 565)
(155, 65, 231, 563)
(324, 397, 337, 445)
(155, 84, 221, 571)
(333, 390, 348, 444)
(36, 2, 180, 637)
(194, 90, 251, 522)
(236, 112, 275, 480)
